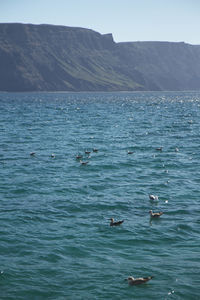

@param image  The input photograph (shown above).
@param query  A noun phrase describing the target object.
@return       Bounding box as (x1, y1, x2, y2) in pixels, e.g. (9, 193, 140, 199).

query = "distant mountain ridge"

(0, 23, 200, 92)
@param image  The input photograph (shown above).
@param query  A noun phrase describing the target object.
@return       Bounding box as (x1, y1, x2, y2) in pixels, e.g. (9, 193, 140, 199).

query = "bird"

(51, 153, 55, 158)
(110, 218, 124, 226)
(125, 276, 153, 286)
(127, 151, 134, 154)
(85, 151, 91, 155)
(149, 210, 163, 218)
(30, 152, 35, 156)
(76, 154, 83, 159)
(156, 147, 163, 151)
(80, 160, 89, 165)
(149, 194, 159, 201)
(93, 148, 98, 152)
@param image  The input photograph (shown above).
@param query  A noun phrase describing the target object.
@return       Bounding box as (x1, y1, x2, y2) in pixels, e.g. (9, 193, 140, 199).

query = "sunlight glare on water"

(0, 91, 200, 299)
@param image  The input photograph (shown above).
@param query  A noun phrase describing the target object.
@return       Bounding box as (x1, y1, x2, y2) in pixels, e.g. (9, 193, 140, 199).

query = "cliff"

(0, 23, 200, 92)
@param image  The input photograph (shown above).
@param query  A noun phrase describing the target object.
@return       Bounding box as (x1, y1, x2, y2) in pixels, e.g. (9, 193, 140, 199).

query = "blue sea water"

(0, 91, 200, 300)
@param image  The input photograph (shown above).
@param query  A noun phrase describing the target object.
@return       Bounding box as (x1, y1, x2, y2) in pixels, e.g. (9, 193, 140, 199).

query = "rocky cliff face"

(117, 41, 200, 90)
(0, 23, 200, 92)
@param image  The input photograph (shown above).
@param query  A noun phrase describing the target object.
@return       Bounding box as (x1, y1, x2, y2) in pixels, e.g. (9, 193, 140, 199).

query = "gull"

(110, 218, 124, 226)
(149, 194, 159, 201)
(85, 151, 91, 155)
(127, 151, 134, 154)
(125, 276, 153, 286)
(80, 160, 89, 165)
(149, 210, 163, 218)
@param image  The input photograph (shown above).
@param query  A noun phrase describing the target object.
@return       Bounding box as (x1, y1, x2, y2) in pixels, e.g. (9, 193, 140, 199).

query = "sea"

(0, 91, 200, 300)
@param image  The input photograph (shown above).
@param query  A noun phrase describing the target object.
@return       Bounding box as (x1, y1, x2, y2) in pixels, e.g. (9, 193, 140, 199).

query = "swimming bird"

(149, 194, 159, 201)
(85, 151, 91, 155)
(127, 151, 134, 154)
(125, 276, 153, 286)
(156, 147, 163, 151)
(93, 148, 98, 152)
(80, 160, 89, 165)
(149, 210, 163, 218)
(30, 152, 35, 156)
(76, 154, 83, 159)
(110, 218, 124, 226)
(51, 153, 55, 158)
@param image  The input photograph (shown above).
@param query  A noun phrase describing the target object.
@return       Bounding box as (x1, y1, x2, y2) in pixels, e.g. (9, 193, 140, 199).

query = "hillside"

(0, 23, 200, 92)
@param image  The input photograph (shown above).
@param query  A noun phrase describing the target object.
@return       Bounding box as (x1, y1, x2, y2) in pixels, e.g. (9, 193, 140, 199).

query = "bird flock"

(109, 193, 163, 285)
(30, 146, 168, 286)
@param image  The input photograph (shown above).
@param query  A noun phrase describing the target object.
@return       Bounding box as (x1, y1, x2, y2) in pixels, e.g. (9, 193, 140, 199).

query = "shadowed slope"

(0, 23, 200, 92)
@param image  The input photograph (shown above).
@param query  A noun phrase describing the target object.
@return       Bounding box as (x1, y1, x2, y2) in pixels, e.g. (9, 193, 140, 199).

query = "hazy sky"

(1, 0, 200, 44)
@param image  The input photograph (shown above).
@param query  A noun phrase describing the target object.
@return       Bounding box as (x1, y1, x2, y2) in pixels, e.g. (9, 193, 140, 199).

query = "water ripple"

(0, 92, 200, 299)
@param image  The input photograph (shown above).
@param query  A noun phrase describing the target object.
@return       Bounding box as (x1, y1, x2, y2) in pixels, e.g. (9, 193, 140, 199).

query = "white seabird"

(149, 194, 159, 201)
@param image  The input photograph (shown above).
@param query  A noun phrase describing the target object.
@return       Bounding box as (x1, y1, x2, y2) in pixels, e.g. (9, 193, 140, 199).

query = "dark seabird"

(30, 152, 36, 156)
(149, 210, 163, 218)
(93, 149, 98, 152)
(80, 160, 89, 165)
(85, 151, 91, 155)
(156, 147, 163, 151)
(125, 276, 153, 286)
(76, 154, 83, 159)
(127, 151, 134, 154)
(110, 218, 124, 226)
